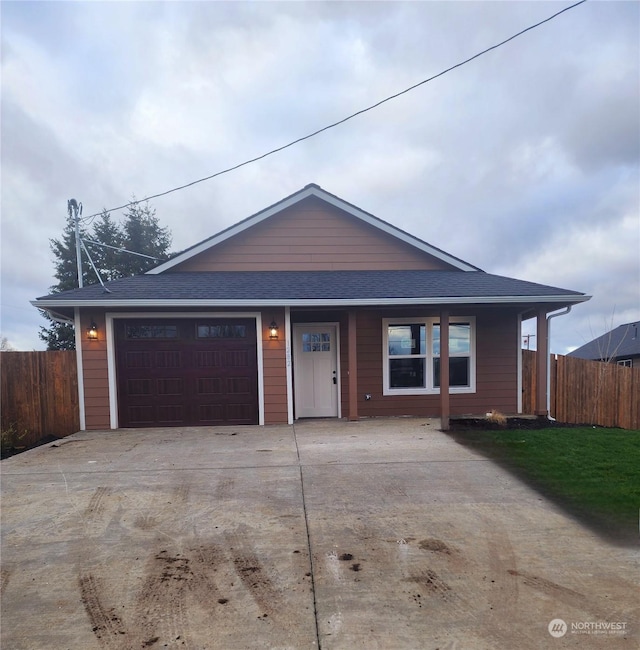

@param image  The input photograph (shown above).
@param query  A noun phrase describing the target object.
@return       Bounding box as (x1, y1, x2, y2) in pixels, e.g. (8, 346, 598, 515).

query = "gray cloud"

(1, 0, 638, 354)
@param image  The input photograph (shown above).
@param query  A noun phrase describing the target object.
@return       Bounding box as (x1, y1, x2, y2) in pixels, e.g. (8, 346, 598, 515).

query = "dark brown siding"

(465, 311, 519, 415)
(352, 308, 519, 418)
(172, 197, 457, 272)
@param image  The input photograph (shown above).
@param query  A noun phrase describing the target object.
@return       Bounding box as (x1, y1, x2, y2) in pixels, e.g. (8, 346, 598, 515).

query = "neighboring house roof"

(33, 270, 589, 309)
(568, 322, 640, 361)
(149, 184, 482, 274)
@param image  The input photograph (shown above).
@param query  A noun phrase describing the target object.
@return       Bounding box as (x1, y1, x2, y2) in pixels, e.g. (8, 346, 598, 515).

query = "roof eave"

(31, 294, 591, 309)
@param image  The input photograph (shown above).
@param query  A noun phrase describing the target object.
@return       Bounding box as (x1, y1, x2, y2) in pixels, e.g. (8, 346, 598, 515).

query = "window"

(433, 323, 471, 388)
(617, 359, 632, 368)
(387, 324, 425, 388)
(197, 324, 246, 338)
(383, 317, 475, 395)
(126, 324, 178, 339)
(301, 332, 331, 352)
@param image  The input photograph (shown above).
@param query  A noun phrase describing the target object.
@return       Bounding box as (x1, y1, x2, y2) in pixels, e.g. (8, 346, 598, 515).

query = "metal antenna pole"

(80, 239, 112, 293)
(68, 199, 83, 288)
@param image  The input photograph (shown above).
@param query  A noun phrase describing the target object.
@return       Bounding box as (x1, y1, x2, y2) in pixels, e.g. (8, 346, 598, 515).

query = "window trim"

(382, 316, 476, 396)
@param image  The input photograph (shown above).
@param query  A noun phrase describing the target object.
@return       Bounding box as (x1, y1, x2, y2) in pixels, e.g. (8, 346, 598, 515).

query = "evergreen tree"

(38, 212, 90, 350)
(39, 201, 172, 350)
(120, 201, 172, 275)
(49, 209, 92, 291)
(87, 210, 125, 282)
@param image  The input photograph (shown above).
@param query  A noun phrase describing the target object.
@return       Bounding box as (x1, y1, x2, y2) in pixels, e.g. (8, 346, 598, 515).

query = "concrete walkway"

(1, 418, 637, 649)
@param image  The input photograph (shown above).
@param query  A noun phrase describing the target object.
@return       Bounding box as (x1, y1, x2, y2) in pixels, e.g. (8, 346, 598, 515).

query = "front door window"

(301, 332, 331, 352)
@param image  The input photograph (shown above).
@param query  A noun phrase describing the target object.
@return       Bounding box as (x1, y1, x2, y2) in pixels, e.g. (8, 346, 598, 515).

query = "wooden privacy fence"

(522, 350, 640, 430)
(1, 351, 79, 447)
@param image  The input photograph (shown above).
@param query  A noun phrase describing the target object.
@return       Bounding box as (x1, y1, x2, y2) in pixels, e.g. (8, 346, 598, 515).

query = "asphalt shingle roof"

(568, 322, 640, 360)
(35, 270, 587, 304)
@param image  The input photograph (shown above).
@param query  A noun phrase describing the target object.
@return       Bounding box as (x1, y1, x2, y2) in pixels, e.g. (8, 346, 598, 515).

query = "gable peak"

(148, 185, 481, 274)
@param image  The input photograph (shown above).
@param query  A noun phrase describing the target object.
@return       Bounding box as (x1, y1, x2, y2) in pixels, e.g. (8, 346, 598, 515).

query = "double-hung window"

(383, 317, 475, 395)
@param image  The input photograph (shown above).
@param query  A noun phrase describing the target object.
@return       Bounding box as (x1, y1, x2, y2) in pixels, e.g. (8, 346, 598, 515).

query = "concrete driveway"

(1, 419, 637, 649)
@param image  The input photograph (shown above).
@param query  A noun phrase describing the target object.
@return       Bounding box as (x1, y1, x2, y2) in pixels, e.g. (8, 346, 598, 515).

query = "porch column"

(348, 310, 358, 421)
(535, 308, 548, 416)
(440, 310, 450, 431)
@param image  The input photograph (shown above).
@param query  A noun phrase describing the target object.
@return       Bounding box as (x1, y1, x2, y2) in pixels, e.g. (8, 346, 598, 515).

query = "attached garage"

(115, 318, 258, 427)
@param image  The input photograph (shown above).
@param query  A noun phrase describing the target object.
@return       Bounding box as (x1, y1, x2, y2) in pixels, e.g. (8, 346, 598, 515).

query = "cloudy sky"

(2, 0, 638, 353)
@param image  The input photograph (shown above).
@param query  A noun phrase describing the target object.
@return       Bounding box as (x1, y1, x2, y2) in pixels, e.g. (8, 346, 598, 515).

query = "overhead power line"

(82, 238, 163, 261)
(81, 0, 587, 222)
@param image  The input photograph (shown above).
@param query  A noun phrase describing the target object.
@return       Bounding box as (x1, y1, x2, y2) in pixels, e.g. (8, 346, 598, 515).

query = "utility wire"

(82, 238, 163, 261)
(81, 0, 587, 222)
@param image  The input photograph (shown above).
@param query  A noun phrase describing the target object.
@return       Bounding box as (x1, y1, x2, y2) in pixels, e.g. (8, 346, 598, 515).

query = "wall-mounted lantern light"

(269, 320, 279, 340)
(87, 321, 99, 341)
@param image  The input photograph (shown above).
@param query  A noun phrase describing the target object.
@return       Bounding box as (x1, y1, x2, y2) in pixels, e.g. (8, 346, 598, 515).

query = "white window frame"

(382, 316, 476, 396)
(617, 359, 632, 368)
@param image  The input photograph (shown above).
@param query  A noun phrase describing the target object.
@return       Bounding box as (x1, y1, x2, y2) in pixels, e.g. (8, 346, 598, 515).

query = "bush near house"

(1, 422, 28, 458)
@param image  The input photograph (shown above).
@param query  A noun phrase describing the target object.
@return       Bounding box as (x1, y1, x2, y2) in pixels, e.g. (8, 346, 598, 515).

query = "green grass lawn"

(451, 427, 640, 544)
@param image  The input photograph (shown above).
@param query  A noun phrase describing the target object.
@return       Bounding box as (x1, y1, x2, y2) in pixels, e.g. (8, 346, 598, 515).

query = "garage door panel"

(197, 377, 224, 395)
(196, 348, 250, 368)
(228, 349, 250, 367)
(197, 403, 255, 424)
(127, 405, 155, 426)
(156, 350, 182, 368)
(197, 350, 223, 368)
(127, 379, 152, 396)
(157, 404, 184, 423)
(198, 403, 224, 423)
(116, 318, 258, 427)
(157, 378, 184, 395)
(228, 377, 251, 394)
(125, 351, 152, 369)
(227, 403, 254, 422)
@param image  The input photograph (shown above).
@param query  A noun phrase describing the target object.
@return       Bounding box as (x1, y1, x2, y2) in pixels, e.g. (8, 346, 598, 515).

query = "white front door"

(293, 324, 339, 418)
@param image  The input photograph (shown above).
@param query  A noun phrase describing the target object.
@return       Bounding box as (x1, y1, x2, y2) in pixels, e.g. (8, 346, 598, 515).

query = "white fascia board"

(315, 191, 479, 272)
(32, 294, 591, 309)
(147, 185, 478, 274)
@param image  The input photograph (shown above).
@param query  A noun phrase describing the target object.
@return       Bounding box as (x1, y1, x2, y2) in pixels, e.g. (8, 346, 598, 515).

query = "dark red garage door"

(116, 319, 258, 427)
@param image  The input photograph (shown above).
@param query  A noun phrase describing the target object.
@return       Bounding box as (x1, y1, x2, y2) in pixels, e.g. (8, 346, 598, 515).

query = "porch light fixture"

(269, 320, 279, 340)
(87, 321, 99, 341)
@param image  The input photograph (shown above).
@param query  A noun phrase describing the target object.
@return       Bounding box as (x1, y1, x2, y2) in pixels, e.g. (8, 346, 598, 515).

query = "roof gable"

(149, 184, 481, 274)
